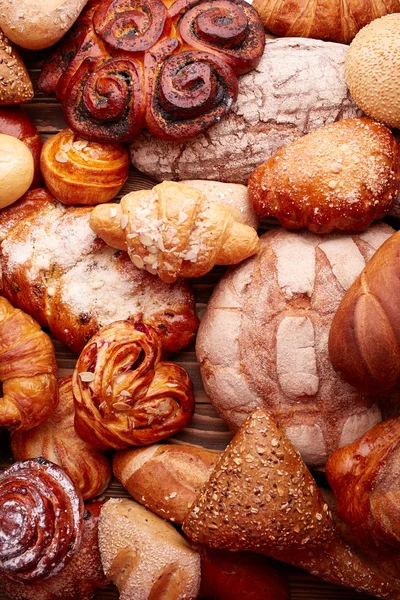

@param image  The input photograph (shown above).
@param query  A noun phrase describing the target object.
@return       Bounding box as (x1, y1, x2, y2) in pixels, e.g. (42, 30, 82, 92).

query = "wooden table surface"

(0, 50, 375, 600)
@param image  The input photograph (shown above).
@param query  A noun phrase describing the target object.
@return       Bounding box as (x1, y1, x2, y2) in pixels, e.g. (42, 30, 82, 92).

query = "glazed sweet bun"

(0, 134, 34, 208)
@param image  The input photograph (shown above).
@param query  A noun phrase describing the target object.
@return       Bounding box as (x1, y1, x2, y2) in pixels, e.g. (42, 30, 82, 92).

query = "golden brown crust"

(3, 501, 109, 600)
(248, 118, 399, 234)
(0, 188, 199, 354)
(0, 297, 58, 431)
(90, 181, 259, 283)
(0, 31, 33, 105)
(113, 444, 220, 524)
(73, 321, 195, 450)
(41, 129, 130, 205)
(11, 376, 112, 500)
(253, 0, 400, 44)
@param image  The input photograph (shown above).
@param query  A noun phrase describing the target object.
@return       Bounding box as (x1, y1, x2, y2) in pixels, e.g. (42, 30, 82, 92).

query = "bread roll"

(130, 38, 361, 184)
(0, 134, 34, 208)
(196, 223, 399, 467)
(249, 118, 399, 233)
(99, 498, 201, 600)
(0, 31, 33, 105)
(113, 444, 220, 524)
(0, 0, 89, 50)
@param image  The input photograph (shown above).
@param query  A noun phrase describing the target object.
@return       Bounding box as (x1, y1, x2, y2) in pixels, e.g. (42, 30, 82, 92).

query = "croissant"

(40, 128, 130, 205)
(72, 321, 195, 450)
(89, 181, 260, 283)
(0, 297, 58, 431)
(3, 501, 109, 600)
(326, 418, 400, 579)
(11, 376, 112, 501)
(37, 0, 265, 143)
(253, 0, 400, 44)
(0, 458, 84, 583)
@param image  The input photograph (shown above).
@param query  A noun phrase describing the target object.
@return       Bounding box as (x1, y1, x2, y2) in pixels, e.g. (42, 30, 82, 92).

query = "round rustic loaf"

(196, 223, 399, 467)
(130, 38, 361, 184)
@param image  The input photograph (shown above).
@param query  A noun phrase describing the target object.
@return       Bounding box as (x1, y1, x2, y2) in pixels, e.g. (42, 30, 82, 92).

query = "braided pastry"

(0, 297, 57, 431)
(38, 0, 265, 143)
(11, 377, 112, 501)
(0, 458, 83, 583)
(72, 321, 195, 449)
(90, 181, 259, 283)
(40, 129, 130, 205)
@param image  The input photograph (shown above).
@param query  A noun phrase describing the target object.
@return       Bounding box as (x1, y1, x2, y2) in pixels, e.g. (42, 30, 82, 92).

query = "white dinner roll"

(0, 134, 34, 208)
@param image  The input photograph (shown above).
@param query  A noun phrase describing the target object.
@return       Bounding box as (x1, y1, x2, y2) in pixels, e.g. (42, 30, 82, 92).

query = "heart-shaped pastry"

(0, 0, 89, 50)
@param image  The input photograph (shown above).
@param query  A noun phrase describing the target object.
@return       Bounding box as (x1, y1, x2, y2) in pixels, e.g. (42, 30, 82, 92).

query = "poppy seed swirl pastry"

(38, 0, 265, 143)
(0, 458, 84, 583)
(72, 321, 195, 449)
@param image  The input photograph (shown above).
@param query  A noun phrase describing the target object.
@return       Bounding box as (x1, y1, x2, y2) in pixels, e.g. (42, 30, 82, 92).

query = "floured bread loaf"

(0, 189, 198, 354)
(196, 224, 399, 467)
(130, 38, 361, 184)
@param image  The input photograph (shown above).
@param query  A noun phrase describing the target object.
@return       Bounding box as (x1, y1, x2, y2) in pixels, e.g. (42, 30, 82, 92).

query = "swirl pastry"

(0, 458, 84, 583)
(40, 129, 130, 205)
(90, 181, 259, 283)
(38, 0, 265, 143)
(0, 297, 58, 431)
(72, 321, 195, 449)
(11, 377, 112, 501)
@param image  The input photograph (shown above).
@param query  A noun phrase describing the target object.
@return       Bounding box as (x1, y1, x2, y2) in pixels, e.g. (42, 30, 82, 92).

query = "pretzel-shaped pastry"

(72, 321, 195, 449)
(0, 297, 58, 431)
(38, 0, 265, 143)
(0, 458, 84, 583)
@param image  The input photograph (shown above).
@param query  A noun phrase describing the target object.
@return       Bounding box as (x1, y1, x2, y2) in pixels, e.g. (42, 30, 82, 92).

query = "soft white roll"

(0, 134, 34, 208)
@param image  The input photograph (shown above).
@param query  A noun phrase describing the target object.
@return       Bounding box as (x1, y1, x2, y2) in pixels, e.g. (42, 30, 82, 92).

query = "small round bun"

(345, 14, 400, 128)
(0, 134, 34, 208)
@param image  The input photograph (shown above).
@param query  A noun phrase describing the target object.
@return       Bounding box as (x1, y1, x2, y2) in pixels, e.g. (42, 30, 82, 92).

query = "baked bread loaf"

(0, 458, 83, 583)
(253, 0, 400, 44)
(183, 409, 400, 599)
(0, 0, 89, 50)
(99, 498, 201, 600)
(0, 134, 34, 208)
(0, 297, 57, 432)
(41, 129, 130, 205)
(130, 38, 361, 184)
(73, 321, 195, 450)
(90, 181, 259, 283)
(11, 376, 111, 500)
(113, 444, 220, 524)
(249, 118, 399, 233)
(0, 31, 33, 105)
(329, 230, 400, 393)
(38, 0, 265, 143)
(0, 107, 42, 189)
(0, 188, 199, 355)
(3, 501, 108, 600)
(327, 417, 400, 580)
(196, 223, 398, 467)
(346, 14, 400, 129)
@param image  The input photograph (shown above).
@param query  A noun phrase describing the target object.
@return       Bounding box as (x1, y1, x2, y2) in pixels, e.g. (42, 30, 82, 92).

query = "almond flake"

(119, 390, 131, 397)
(131, 255, 144, 268)
(90, 150, 100, 160)
(178, 211, 188, 223)
(56, 151, 68, 163)
(110, 208, 117, 218)
(144, 254, 157, 265)
(113, 401, 131, 411)
(79, 372, 95, 382)
(120, 214, 129, 230)
(139, 233, 153, 247)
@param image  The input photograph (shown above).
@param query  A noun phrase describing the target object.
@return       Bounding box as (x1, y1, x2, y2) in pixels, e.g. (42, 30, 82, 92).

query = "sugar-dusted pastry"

(253, 0, 400, 44)
(0, 188, 199, 354)
(0, 296, 57, 431)
(249, 118, 399, 234)
(0, 31, 33, 105)
(38, 0, 265, 143)
(41, 129, 130, 205)
(346, 14, 400, 129)
(0, 458, 83, 583)
(90, 181, 259, 283)
(3, 501, 108, 600)
(196, 223, 399, 467)
(0, 134, 34, 208)
(73, 321, 195, 450)
(99, 498, 201, 600)
(11, 376, 111, 500)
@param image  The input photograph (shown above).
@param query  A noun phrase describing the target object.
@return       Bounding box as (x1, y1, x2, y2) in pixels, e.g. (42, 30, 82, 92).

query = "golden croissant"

(89, 181, 260, 283)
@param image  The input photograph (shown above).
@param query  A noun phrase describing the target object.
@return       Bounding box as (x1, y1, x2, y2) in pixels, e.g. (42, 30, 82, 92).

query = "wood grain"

(0, 53, 377, 600)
